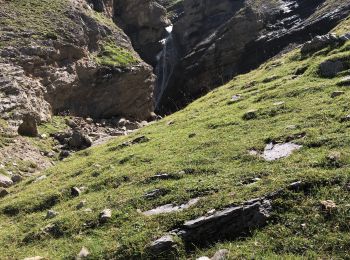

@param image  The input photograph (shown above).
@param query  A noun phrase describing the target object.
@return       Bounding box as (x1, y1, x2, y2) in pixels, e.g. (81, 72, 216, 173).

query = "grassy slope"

(1, 20, 350, 260)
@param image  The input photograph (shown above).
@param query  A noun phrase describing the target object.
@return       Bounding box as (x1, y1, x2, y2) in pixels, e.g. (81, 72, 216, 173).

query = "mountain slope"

(1, 18, 350, 260)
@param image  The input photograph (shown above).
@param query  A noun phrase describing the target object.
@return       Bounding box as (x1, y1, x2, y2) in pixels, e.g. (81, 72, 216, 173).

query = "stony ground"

(1, 18, 350, 259)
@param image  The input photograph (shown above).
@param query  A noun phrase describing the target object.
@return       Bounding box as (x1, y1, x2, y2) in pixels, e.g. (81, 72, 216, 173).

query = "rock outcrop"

(0, 0, 155, 125)
(157, 0, 350, 113)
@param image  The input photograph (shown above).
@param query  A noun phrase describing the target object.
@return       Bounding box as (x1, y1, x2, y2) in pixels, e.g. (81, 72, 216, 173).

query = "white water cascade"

(155, 25, 177, 109)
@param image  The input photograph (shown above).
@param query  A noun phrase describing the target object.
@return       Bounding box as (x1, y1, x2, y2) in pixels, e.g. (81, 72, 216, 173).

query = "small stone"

(301, 223, 307, 229)
(197, 257, 210, 260)
(331, 91, 345, 98)
(46, 210, 58, 219)
(341, 114, 350, 122)
(23, 257, 44, 260)
(212, 249, 229, 260)
(273, 101, 285, 106)
(76, 200, 87, 209)
(34, 175, 47, 182)
(99, 209, 112, 222)
(320, 200, 337, 212)
(166, 120, 175, 126)
(86, 118, 93, 124)
(71, 187, 82, 197)
(230, 94, 242, 103)
(0, 188, 9, 198)
(0, 174, 13, 188)
(11, 174, 23, 183)
(83, 208, 93, 213)
(188, 133, 196, 138)
(243, 110, 258, 120)
(76, 246, 90, 259)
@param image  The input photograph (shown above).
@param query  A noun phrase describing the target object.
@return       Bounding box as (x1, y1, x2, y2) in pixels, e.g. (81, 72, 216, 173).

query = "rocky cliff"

(157, 0, 350, 113)
(0, 0, 156, 126)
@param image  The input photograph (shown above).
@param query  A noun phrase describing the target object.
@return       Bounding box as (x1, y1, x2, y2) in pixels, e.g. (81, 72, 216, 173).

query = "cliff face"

(157, 0, 350, 113)
(0, 0, 155, 125)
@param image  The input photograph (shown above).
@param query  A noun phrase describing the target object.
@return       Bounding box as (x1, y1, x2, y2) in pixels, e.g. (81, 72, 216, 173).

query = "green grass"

(2, 14, 350, 260)
(95, 42, 139, 67)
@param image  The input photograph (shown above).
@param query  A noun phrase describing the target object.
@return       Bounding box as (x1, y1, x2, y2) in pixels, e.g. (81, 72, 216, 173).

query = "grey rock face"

(157, 0, 350, 113)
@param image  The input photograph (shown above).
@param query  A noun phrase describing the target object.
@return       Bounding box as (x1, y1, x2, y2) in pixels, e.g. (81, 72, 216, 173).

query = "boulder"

(319, 60, 345, 78)
(147, 235, 178, 258)
(301, 34, 340, 55)
(0, 174, 13, 188)
(18, 113, 38, 137)
(176, 199, 271, 246)
(68, 131, 92, 150)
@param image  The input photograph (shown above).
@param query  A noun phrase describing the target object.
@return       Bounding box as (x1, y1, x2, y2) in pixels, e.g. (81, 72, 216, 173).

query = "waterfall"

(155, 25, 176, 109)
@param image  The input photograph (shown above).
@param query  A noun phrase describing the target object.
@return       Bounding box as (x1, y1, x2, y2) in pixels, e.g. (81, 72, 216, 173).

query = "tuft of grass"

(95, 42, 139, 67)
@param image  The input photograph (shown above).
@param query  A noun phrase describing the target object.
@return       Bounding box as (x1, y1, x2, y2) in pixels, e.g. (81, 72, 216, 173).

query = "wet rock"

(18, 113, 38, 137)
(46, 210, 58, 219)
(212, 249, 229, 260)
(0, 188, 9, 198)
(243, 110, 258, 120)
(331, 91, 345, 98)
(147, 235, 178, 257)
(301, 34, 340, 55)
(11, 174, 23, 183)
(176, 199, 271, 246)
(0, 174, 13, 188)
(99, 209, 112, 222)
(143, 198, 200, 216)
(319, 60, 345, 78)
(71, 187, 82, 197)
(262, 142, 302, 161)
(76, 246, 90, 259)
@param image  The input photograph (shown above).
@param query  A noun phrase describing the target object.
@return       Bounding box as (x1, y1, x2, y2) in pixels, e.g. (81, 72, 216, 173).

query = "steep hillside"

(1, 17, 350, 259)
